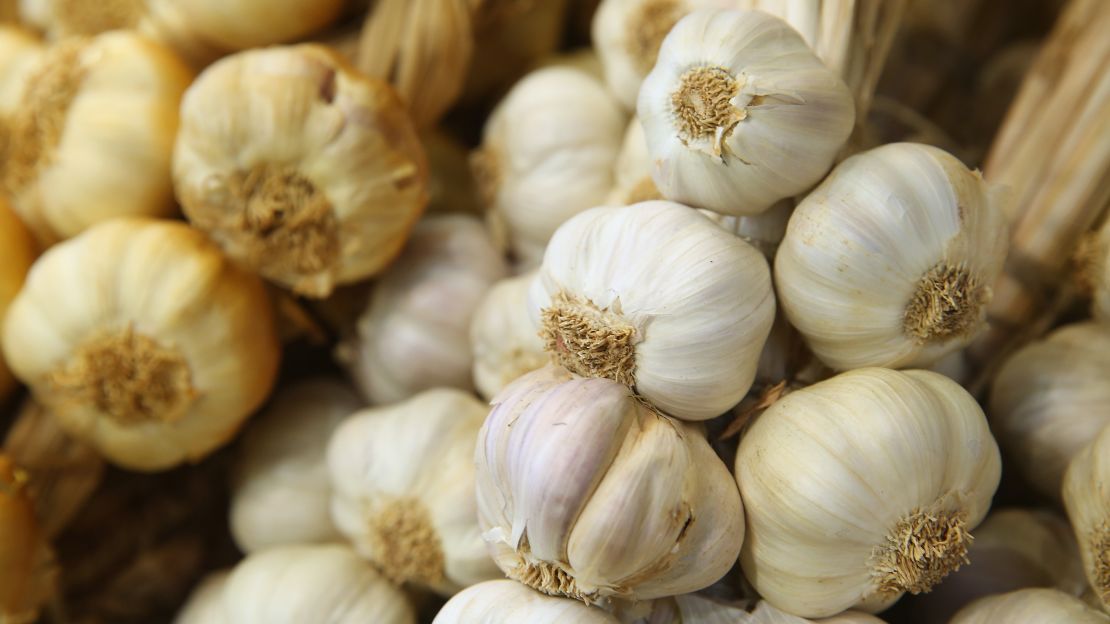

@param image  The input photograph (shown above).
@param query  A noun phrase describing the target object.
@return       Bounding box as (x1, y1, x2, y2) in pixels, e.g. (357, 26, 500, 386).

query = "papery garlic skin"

(470, 271, 548, 401)
(476, 366, 745, 604)
(230, 379, 361, 554)
(341, 215, 507, 404)
(174, 570, 229, 624)
(530, 201, 775, 420)
(1064, 424, 1110, 613)
(220, 544, 416, 624)
(175, 44, 428, 298)
(474, 66, 625, 266)
(1, 31, 192, 245)
(328, 388, 501, 595)
(638, 9, 854, 216)
(775, 142, 1008, 371)
(433, 579, 620, 623)
(2, 218, 280, 471)
(950, 588, 1110, 624)
(989, 322, 1110, 499)
(0, 199, 36, 401)
(736, 368, 1001, 618)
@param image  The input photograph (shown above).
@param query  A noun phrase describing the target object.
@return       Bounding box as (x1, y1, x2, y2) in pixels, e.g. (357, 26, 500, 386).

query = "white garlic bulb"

(230, 378, 361, 554)
(989, 322, 1110, 499)
(328, 388, 501, 595)
(220, 544, 416, 624)
(529, 201, 775, 420)
(476, 366, 745, 604)
(341, 215, 508, 404)
(1063, 423, 1110, 613)
(735, 367, 1001, 618)
(949, 588, 1110, 624)
(175, 570, 229, 624)
(775, 142, 1008, 371)
(638, 9, 854, 216)
(626, 596, 888, 624)
(470, 271, 548, 401)
(474, 66, 625, 266)
(434, 579, 620, 623)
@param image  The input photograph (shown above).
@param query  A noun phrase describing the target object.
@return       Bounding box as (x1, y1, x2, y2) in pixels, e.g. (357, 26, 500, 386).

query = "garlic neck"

(49, 326, 197, 427)
(670, 66, 746, 156)
(903, 263, 987, 343)
(540, 292, 636, 386)
(368, 498, 446, 587)
(626, 0, 683, 74)
(871, 500, 971, 595)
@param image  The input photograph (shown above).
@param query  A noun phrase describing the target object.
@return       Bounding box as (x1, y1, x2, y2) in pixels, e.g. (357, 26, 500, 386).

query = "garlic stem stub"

(475, 366, 745, 605)
(638, 8, 854, 216)
(949, 588, 1110, 624)
(1, 218, 281, 471)
(1063, 423, 1110, 614)
(433, 579, 620, 623)
(735, 367, 1001, 618)
(174, 44, 428, 298)
(775, 142, 1008, 371)
(530, 201, 775, 420)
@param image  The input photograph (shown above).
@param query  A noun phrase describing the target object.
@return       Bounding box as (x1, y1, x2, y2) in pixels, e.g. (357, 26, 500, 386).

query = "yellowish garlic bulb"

(775, 142, 1008, 371)
(470, 270, 547, 401)
(174, 570, 229, 624)
(341, 215, 507, 404)
(1064, 423, 1110, 613)
(0, 198, 36, 402)
(530, 201, 775, 420)
(950, 588, 1110, 624)
(174, 44, 428, 298)
(736, 368, 1001, 618)
(230, 378, 361, 554)
(476, 366, 745, 605)
(1, 31, 192, 245)
(638, 9, 854, 216)
(220, 544, 416, 624)
(1, 218, 281, 471)
(474, 66, 625, 266)
(328, 388, 501, 595)
(0, 455, 56, 624)
(434, 579, 620, 623)
(989, 322, 1110, 499)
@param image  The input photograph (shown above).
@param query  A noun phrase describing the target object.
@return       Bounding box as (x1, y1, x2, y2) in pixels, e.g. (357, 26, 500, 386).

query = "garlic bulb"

(175, 570, 229, 624)
(476, 366, 745, 604)
(989, 322, 1110, 498)
(530, 201, 775, 420)
(328, 388, 501, 595)
(341, 215, 507, 404)
(949, 588, 1110, 624)
(1, 31, 192, 244)
(2, 218, 281, 471)
(473, 66, 625, 266)
(230, 378, 361, 554)
(1063, 423, 1110, 612)
(638, 9, 854, 216)
(775, 142, 1008, 371)
(434, 579, 620, 623)
(0, 198, 35, 402)
(735, 367, 1001, 618)
(0, 455, 56, 623)
(174, 44, 428, 298)
(470, 271, 548, 401)
(220, 544, 416, 624)
(625, 596, 887, 624)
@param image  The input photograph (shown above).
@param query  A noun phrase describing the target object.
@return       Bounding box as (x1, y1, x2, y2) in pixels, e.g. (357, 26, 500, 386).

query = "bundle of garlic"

(217, 544, 416, 624)
(229, 378, 361, 554)
(470, 270, 547, 401)
(0, 455, 57, 624)
(949, 588, 1110, 624)
(776, 142, 1008, 371)
(174, 44, 428, 298)
(1, 218, 281, 471)
(1063, 422, 1110, 613)
(340, 214, 507, 403)
(328, 388, 501, 594)
(736, 368, 1001, 618)
(473, 65, 625, 266)
(530, 201, 774, 420)
(638, 9, 854, 216)
(476, 366, 745, 605)
(989, 322, 1110, 498)
(0, 198, 35, 402)
(434, 579, 620, 623)
(0, 30, 192, 245)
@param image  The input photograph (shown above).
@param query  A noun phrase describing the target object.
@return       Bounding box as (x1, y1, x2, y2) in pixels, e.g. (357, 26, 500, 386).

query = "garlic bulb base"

(1090, 522, 1110, 605)
(508, 553, 597, 605)
(670, 66, 744, 157)
(904, 263, 988, 343)
(368, 497, 446, 588)
(872, 500, 971, 595)
(540, 293, 636, 387)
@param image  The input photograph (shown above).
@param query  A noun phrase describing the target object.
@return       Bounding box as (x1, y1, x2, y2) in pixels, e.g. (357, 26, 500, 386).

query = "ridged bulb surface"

(432, 580, 620, 623)
(1063, 424, 1110, 614)
(949, 588, 1110, 624)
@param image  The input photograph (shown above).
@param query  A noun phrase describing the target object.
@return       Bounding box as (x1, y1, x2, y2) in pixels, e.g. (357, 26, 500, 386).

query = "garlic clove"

(949, 587, 1110, 623)
(433, 579, 620, 623)
(1063, 422, 1110, 614)
(470, 270, 548, 401)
